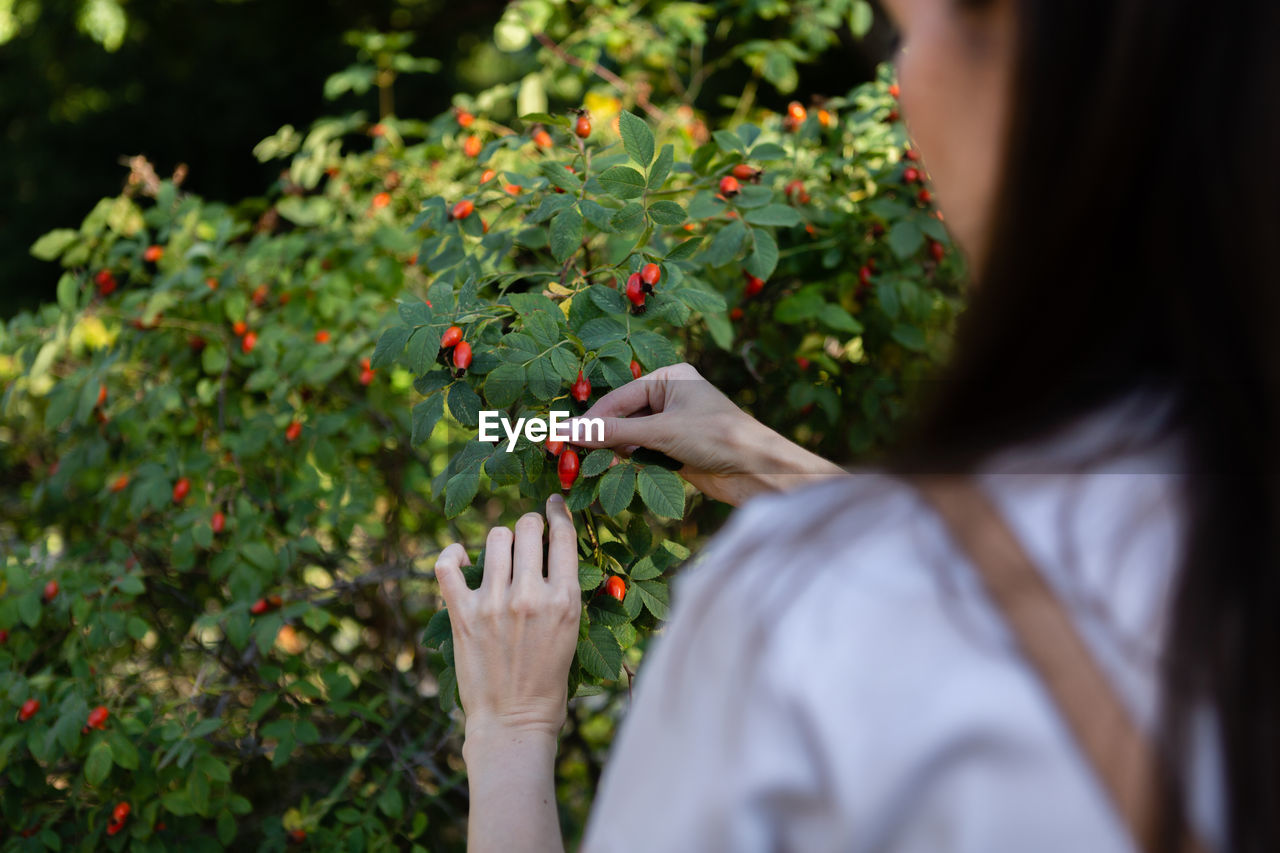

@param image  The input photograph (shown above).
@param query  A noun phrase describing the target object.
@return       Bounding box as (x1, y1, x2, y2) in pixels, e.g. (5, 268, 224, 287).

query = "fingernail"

(548, 493, 564, 505)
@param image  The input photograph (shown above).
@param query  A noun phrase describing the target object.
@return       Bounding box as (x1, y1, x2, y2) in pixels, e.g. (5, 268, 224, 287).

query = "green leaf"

(887, 219, 925, 259)
(580, 448, 614, 478)
(378, 788, 404, 819)
(748, 141, 787, 161)
(712, 129, 746, 155)
(423, 608, 451, 649)
(578, 318, 627, 350)
(648, 144, 674, 189)
(371, 325, 412, 369)
(30, 229, 79, 261)
(578, 563, 605, 591)
(411, 394, 445, 445)
(609, 202, 646, 232)
(484, 363, 526, 408)
(447, 382, 482, 427)
(56, 273, 78, 310)
(85, 740, 113, 785)
(744, 204, 802, 227)
(701, 220, 747, 266)
(108, 732, 138, 769)
(598, 166, 647, 199)
(540, 160, 581, 192)
(745, 227, 779, 279)
(647, 201, 687, 225)
(636, 466, 685, 519)
(577, 621, 624, 680)
(445, 463, 482, 518)
(597, 463, 636, 515)
(550, 208, 584, 262)
(821, 306, 863, 334)
(891, 323, 927, 352)
(666, 238, 702, 261)
(581, 199, 617, 232)
(218, 810, 237, 845)
(587, 284, 627, 314)
(397, 298, 432, 327)
(634, 579, 670, 620)
(619, 111, 655, 167)
(628, 329, 679, 369)
(850, 0, 874, 37)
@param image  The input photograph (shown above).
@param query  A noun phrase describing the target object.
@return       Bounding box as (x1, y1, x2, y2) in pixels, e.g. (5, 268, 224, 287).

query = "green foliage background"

(0, 1, 964, 848)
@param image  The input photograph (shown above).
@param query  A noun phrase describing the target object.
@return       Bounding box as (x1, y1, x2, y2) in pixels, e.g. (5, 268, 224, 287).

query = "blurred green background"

(1, 0, 892, 319)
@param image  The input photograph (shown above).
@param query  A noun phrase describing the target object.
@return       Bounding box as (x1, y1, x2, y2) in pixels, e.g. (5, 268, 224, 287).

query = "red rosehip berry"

(109, 473, 130, 493)
(96, 384, 107, 408)
(640, 262, 661, 288)
(288, 829, 308, 844)
(463, 135, 482, 158)
(904, 148, 920, 161)
(718, 175, 741, 197)
(859, 265, 873, 288)
(743, 273, 765, 298)
(625, 273, 646, 311)
(360, 368, 375, 385)
(211, 511, 226, 534)
(545, 439, 565, 457)
(888, 83, 900, 98)
(113, 802, 131, 824)
(796, 356, 811, 370)
(42, 580, 58, 603)
(885, 109, 900, 123)
(630, 360, 642, 380)
(241, 331, 258, 354)
(172, 477, 191, 504)
(787, 101, 807, 124)
(285, 420, 302, 442)
(605, 576, 626, 602)
(143, 245, 164, 263)
(95, 269, 118, 295)
(440, 325, 463, 349)
(453, 341, 473, 371)
(731, 163, 761, 181)
(87, 705, 109, 730)
(315, 330, 330, 344)
(575, 115, 592, 139)
(250, 598, 270, 616)
(232, 321, 247, 337)
(0, 630, 8, 643)
(558, 448, 580, 490)
(480, 168, 497, 184)
(450, 199, 474, 221)
(903, 167, 920, 184)
(106, 821, 123, 837)
(18, 699, 39, 721)
(917, 189, 932, 205)
(533, 128, 553, 149)
(251, 283, 269, 306)
(785, 180, 809, 204)
(929, 239, 945, 262)
(456, 109, 475, 128)
(206, 276, 219, 290)
(817, 108, 835, 128)
(372, 192, 392, 210)
(571, 370, 591, 403)
(729, 306, 744, 321)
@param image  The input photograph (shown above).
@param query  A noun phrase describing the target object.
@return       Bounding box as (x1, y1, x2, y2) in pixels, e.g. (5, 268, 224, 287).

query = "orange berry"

(241, 331, 258, 353)
(718, 175, 741, 197)
(143, 245, 164, 263)
(233, 321, 247, 337)
(109, 473, 130, 493)
(440, 325, 463, 349)
(456, 109, 475, 128)
(450, 199, 474, 221)
(18, 699, 40, 721)
(480, 169, 497, 184)
(372, 192, 392, 210)
(533, 128, 553, 149)
(315, 330, 330, 344)
(605, 576, 626, 602)
(172, 477, 191, 503)
(212, 511, 226, 534)
(463, 135, 482, 158)
(453, 341, 473, 371)
(285, 420, 302, 442)
(575, 115, 592, 139)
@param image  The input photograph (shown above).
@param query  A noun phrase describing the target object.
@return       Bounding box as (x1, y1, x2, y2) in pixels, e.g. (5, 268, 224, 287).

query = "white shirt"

(582, 392, 1225, 852)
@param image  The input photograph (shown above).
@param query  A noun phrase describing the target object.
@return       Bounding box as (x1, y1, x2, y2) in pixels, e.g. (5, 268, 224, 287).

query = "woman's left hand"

(434, 494, 582, 742)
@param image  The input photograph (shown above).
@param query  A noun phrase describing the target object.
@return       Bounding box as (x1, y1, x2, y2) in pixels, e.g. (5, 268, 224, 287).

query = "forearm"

(719, 421, 848, 504)
(462, 727, 564, 853)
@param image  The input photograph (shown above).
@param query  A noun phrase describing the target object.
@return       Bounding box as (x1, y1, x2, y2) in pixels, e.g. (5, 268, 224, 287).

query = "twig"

(533, 31, 669, 123)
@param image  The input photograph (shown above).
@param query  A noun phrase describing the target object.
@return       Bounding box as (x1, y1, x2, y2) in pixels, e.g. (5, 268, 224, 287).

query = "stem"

(532, 31, 669, 123)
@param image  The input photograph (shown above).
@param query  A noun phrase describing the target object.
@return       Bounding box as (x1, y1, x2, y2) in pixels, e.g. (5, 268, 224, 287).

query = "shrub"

(0, 1, 963, 847)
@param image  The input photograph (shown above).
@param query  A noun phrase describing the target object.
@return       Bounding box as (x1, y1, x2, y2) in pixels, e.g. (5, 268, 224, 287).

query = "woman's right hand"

(570, 363, 846, 506)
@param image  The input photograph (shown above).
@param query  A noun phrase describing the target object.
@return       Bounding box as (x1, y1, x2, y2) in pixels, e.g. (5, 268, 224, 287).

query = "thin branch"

(533, 31, 669, 123)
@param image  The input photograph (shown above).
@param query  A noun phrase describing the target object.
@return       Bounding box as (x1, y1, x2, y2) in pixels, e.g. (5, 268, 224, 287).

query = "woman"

(434, 0, 1279, 849)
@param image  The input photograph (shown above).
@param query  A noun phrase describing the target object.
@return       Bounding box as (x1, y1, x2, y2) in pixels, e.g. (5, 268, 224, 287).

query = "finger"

(578, 376, 668, 421)
(480, 526, 514, 596)
(545, 494, 578, 591)
(511, 511, 547, 590)
(569, 412, 668, 450)
(434, 543, 472, 611)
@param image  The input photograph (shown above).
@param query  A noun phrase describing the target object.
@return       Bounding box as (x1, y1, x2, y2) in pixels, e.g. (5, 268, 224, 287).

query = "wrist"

(729, 420, 845, 496)
(463, 721, 559, 774)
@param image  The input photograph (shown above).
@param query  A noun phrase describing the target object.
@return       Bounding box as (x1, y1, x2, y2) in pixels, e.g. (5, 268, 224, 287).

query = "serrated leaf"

(712, 129, 746, 154)
(447, 382, 482, 426)
(540, 160, 581, 192)
(647, 201, 687, 225)
(597, 463, 636, 515)
(636, 465, 685, 519)
(628, 329, 679, 369)
(550, 208, 584, 262)
(444, 463, 482, 518)
(578, 563, 605, 591)
(581, 199, 617, 232)
(609, 202, 645, 232)
(577, 621, 624, 680)
(398, 298, 432, 327)
(484, 362, 526, 408)
(411, 394, 445, 445)
(598, 166, 647, 199)
(371, 325, 412, 369)
(423, 608, 451, 649)
(648, 144, 674, 189)
(666, 238, 703, 261)
(578, 318, 627, 350)
(634, 579, 670, 619)
(891, 323, 927, 352)
(580, 448, 615, 478)
(888, 219, 925, 259)
(619, 111, 655, 167)
(587, 284, 627, 314)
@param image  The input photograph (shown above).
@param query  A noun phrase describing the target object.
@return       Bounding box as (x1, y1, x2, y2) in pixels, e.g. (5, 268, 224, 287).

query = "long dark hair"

(888, 0, 1280, 850)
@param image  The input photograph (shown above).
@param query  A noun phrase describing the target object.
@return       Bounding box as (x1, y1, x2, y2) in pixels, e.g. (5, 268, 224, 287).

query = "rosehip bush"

(0, 1, 963, 848)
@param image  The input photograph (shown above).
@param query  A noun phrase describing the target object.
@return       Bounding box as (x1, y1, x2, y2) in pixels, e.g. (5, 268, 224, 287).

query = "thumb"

(570, 413, 668, 451)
